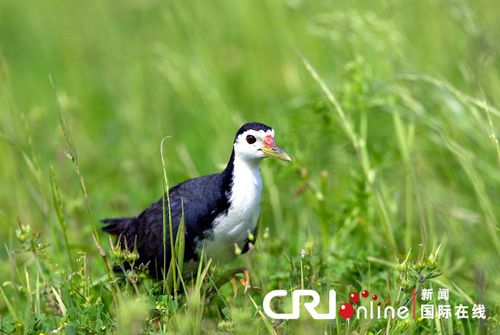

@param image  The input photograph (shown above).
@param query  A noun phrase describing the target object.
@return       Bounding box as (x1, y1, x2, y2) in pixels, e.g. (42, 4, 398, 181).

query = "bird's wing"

(135, 173, 227, 276)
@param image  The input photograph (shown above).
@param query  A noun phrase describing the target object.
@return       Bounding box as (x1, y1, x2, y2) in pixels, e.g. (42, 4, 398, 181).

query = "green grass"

(1, 0, 500, 333)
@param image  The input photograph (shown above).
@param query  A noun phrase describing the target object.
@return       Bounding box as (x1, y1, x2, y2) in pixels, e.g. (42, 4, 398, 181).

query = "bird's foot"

(230, 269, 258, 297)
(212, 267, 260, 297)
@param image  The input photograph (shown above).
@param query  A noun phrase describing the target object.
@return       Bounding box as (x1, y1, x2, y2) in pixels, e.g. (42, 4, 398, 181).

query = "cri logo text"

(263, 290, 337, 320)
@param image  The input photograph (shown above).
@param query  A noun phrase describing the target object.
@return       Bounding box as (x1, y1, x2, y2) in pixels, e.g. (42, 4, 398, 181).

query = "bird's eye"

(246, 135, 256, 144)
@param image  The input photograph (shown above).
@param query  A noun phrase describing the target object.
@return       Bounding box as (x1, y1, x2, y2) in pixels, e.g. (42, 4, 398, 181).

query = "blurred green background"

(0, 0, 499, 333)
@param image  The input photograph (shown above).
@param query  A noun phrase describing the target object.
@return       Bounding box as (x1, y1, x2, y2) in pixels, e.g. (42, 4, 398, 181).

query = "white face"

(234, 129, 275, 161)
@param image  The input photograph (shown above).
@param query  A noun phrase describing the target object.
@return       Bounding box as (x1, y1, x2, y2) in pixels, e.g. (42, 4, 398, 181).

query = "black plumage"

(102, 122, 276, 278)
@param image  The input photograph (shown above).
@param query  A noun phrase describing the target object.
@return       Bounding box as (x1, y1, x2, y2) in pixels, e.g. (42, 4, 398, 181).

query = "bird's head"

(233, 122, 292, 163)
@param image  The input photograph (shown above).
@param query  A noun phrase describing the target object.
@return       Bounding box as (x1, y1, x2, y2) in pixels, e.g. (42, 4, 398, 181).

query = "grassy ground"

(1, 0, 500, 334)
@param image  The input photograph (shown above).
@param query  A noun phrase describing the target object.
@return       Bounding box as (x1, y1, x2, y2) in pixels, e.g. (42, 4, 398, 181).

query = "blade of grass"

(49, 165, 76, 272)
(0, 287, 19, 322)
(160, 136, 176, 295)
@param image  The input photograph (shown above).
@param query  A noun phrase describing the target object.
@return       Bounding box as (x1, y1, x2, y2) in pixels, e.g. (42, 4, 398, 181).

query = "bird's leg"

(215, 267, 259, 297)
(239, 269, 251, 294)
(230, 276, 239, 298)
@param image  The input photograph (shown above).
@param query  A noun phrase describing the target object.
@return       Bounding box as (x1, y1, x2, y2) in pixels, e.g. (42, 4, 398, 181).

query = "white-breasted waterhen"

(102, 122, 291, 289)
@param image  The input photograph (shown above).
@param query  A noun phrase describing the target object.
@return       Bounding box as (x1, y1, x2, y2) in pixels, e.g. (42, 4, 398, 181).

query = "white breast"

(198, 156, 262, 262)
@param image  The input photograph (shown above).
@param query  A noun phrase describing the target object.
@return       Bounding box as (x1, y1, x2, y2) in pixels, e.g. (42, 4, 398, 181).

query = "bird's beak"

(262, 135, 292, 162)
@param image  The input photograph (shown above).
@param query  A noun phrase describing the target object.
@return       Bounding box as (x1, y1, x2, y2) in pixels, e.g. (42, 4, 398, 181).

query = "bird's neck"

(222, 151, 262, 198)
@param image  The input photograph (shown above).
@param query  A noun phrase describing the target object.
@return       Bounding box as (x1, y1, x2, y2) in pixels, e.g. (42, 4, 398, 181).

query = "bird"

(102, 122, 291, 279)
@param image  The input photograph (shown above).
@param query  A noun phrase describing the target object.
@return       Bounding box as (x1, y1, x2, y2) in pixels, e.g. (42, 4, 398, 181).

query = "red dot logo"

(361, 289, 369, 298)
(349, 292, 359, 303)
(338, 303, 354, 319)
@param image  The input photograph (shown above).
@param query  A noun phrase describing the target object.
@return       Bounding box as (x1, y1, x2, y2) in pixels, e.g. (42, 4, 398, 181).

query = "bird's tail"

(101, 217, 135, 236)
